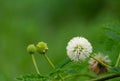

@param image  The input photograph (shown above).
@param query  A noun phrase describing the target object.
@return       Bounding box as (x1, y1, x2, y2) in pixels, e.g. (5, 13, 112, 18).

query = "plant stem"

(31, 54, 40, 74)
(115, 53, 120, 67)
(44, 54, 64, 81)
(90, 55, 111, 68)
(64, 74, 95, 80)
(87, 74, 120, 81)
(44, 54, 55, 68)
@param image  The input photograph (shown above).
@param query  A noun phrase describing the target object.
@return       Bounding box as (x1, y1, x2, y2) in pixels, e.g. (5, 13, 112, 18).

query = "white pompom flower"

(66, 37, 92, 62)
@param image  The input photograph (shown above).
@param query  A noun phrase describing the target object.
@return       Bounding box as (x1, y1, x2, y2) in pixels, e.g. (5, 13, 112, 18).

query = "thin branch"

(87, 74, 120, 81)
(64, 74, 95, 80)
(31, 54, 40, 74)
(44, 54, 64, 81)
(115, 53, 120, 67)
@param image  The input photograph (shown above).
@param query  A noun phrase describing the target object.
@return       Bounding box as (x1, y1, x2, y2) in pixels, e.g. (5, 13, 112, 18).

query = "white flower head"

(66, 37, 92, 62)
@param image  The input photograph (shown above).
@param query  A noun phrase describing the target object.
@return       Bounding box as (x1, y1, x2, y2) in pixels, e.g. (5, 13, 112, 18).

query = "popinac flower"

(89, 54, 111, 74)
(66, 37, 92, 62)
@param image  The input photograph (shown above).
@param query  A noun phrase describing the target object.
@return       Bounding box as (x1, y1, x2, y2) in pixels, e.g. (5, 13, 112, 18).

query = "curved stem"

(115, 53, 120, 67)
(44, 54, 64, 81)
(31, 54, 40, 74)
(90, 55, 111, 68)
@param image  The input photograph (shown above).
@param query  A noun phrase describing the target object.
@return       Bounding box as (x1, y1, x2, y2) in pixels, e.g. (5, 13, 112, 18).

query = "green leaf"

(49, 68, 61, 76)
(55, 57, 71, 68)
(16, 77, 23, 80)
(103, 29, 120, 41)
(62, 69, 77, 74)
(102, 24, 120, 42)
(49, 58, 71, 76)
(110, 67, 120, 74)
(16, 74, 47, 81)
(103, 24, 120, 33)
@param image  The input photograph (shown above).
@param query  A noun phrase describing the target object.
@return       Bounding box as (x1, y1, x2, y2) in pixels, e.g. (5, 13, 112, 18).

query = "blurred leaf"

(63, 69, 77, 74)
(16, 74, 48, 81)
(55, 57, 71, 68)
(49, 68, 61, 76)
(102, 24, 120, 42)
(49, 58, 71, 77)
(110, 67, 120, 74)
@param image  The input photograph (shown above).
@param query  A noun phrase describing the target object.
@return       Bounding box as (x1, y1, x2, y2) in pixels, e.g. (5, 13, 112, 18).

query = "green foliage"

(16, 74, 47, 81)
(110, 67, 120, 74)
(102, 24, 120, 42)
(49, 58, 95, 80)
(99, 24, 120, 65)
(55, 58, 71, 69)
(16, 58, 94, 81)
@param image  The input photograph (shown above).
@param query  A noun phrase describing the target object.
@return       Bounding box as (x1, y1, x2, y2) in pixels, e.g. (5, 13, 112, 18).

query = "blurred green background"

(1, 0, 120, 81)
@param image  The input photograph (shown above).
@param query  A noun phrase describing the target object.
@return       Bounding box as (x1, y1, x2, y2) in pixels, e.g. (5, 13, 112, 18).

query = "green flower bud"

(36, 41, 48, 54)
(27, 44, 36, 54)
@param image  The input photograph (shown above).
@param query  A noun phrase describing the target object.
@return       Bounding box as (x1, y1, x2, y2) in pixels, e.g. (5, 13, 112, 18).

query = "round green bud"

(27, 44, 36, 54)
(36, 41, 48, 54)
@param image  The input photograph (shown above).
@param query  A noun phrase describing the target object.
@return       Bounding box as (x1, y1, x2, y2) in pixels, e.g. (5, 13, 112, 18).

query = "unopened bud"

(27, 44, 36, 54)
(36, 41, 48, 54)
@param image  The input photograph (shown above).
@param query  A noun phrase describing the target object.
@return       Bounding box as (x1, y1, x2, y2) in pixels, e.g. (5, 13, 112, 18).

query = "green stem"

(31, 54, 40, 74)
(58, 74, 64, 81)
(44, 54, 64, 81)
(44, 54, 55, 68)
(90, 55, 111, 68)
(115, 53, 120, 67)
(64, 74, 95, 80)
